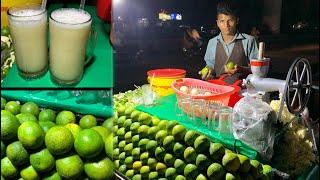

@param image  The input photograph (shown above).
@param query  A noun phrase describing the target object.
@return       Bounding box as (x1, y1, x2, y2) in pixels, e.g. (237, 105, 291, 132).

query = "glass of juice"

(7, 4, 48, 79)
(49, 8, 93, 86)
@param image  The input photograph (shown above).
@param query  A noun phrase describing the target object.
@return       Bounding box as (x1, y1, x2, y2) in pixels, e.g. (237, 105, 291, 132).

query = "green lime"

(64, 123, 81, 139)
(102, 117, 113, 132)
(226, 61, 236, 70)
(30, 149, 55, 173)
(6, 141, 29, 166)
(105, 133, 113, 159)
(74, 129, 104, 159)
(5, 101, 21, 115)
(39, 109, 56, 122)
(55, 111, 76, 125)
(56, 154, 83, 179)
(20, 165, 40, 180)
(42, 171, 62, 180)
(16, 113, 37, 124)
(45, 126, 74, 155)
(91, 126, 112, 142)
(184, 164, 199, 179)
(84, 157, 114, 180)
(39, 121, 56, 133)
(21, 102, 40, 117)
(1, 97, 7, 110)
(1, 110, 20, 142)
(79, 115, 97, 129)
(18, 121, 44, 149)
(1, 157, 18, 179)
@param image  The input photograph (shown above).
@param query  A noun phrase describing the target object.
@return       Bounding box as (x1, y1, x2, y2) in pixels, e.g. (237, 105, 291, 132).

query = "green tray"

(136, 94, 259, 160)
(1, 4, 113, 88)
(2, 90, 113, 118)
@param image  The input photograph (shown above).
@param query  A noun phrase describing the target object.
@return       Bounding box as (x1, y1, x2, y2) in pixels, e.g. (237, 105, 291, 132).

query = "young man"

(201, 1, 259, 84)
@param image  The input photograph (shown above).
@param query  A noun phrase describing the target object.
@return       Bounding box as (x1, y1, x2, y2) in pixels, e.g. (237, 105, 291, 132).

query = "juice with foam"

(8, 5, 48, 78)
(49, 8, 92, 85)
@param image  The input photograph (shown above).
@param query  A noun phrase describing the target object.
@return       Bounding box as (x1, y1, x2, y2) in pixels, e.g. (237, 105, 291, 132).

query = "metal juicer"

(243, 42, 312, 119)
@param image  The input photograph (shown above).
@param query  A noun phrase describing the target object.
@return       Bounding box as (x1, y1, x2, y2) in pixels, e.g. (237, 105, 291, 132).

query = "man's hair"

(216, 0, 239, 18)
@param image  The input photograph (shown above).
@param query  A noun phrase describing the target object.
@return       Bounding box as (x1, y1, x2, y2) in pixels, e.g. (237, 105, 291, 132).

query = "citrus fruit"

(194, 135, 210, 153)
(1, 97, 6, 110)
(250, 160, 263, 179)
(165, 167, 177, 179)
(125, 156, 133, 168)
(84, 157, 114, 180)
(130, 110, 141, 121)
(172, 125, 187, 141)
(164, 153, 175, 166)
(138, 139, 149, 151)
(118, 164, 127, 174)
(123, 119, 133, 131)
(5, 101, 21, 115)
(124, 131, 132, 143)
(39, 109, 56, 122)
(238, 154, 251, 173)
(16, 113, 38, 124)
(196, 174, 207, 180)
(117, 127, 126, 140)
(140, 166, 150, 178)
(1, 110, 20, 141)
(163, 135, 175, 150)
(42, 171, 62, 180)
(39, 121, 56, 133)
(79, 115, 97, 129)
(209, 143, 225, 161)
(140, 152, 149, 164)
(173, 142, 186, 158)
(130, 122, 140, 134)
(105, 134, 113, 159)
(196, 154, 211, 171)
(184, 130, 199, 146)
(138, 125, 150, 138)
(20, 165, 40, 180)
(155, 147, 166, 161)
(21, 102, 40, 117)
(151, 117, 161, 126)
(119, 140, 126, 152)
(113, 148, 120, 159)
(176, 175, 187, 180)
(147, 126, 159, 139)
(132, 134, 140, 146)
(74, 129, 104, 158)
(30, 149, 55, 173)
(45, 126, 74, 155)
(63, 123, 81, 139)
(226, 61, 236, 70)
(174, 159, 186, 174)
(1, 157, 18, 179)
(18, 121, 44, 149)
(55, 111, 76, 125)
(147, 158, 157, 170)
(124, 143, 133, 156)
(149, 171, 159, 180)
(155, 130, 168, 145)
(156, 162, 167, 175)
(166, 121, 179, 134)
(184, 147, 197, 163)
(133, 161, 143, 172)
(125, 169, 135, 178)
(222, 152, 240, 172)
(91, 126, 111, 141)
(56, 154, 83, 179)
(6, 141, 29, 166)
(207, 163, 224, 179)
(132, 147, 141, 160)
(132, 174, 142, 180)
(146, 140, 157, 153)
(102, 117, 113, 132)
(184, 164, 199, 179)
(157, 120, 168, 130)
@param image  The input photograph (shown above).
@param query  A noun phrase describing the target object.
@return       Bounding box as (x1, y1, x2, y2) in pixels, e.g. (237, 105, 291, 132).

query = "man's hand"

(224, 64, 238, 75)
(199, 66, 214, 80)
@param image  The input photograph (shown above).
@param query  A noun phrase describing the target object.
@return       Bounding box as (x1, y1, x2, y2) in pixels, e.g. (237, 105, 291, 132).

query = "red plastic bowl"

(147, 69, 186, 78)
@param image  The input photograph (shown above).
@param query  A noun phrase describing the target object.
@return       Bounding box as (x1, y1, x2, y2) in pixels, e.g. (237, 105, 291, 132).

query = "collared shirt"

(204, 32, 259, 68)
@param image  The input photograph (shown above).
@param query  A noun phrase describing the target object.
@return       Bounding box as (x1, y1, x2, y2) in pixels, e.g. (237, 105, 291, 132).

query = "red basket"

(172, 78, 235, 117)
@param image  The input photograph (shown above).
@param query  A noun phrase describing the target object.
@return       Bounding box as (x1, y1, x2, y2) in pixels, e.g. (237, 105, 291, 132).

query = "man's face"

(216, 14, 237, 36)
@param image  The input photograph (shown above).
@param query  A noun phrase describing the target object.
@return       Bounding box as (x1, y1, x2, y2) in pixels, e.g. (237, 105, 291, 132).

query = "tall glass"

(49, 8, 92, 85)
(7, 4, 48, 79)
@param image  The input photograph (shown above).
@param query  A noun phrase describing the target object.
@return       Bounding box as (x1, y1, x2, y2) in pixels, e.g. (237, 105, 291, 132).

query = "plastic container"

(172, 78, 235, 118)
(1, 0, 42, 27)
(147, 68, 186, 96)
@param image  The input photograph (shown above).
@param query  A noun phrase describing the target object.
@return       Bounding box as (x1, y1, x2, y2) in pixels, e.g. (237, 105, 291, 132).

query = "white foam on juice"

(8, 9, 46, 26)
(51, 8, 91, 24)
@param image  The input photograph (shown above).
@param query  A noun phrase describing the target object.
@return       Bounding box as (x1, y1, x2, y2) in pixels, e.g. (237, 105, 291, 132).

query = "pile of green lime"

(113, 104, 273, 179)
(1, 97, 114, 179)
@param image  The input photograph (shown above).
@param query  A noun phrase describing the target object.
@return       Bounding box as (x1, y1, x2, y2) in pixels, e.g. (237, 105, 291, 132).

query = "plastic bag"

(233, 97, 277, 160)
